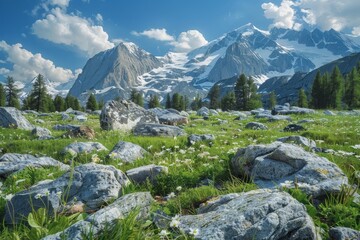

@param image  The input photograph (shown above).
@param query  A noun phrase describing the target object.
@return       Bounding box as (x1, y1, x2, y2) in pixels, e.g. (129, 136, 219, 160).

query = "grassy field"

(0, 110, 359, 239)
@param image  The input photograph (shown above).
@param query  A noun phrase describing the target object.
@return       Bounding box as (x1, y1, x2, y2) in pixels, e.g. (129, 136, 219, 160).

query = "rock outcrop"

(126, 164, 168, 185)
(0, 107, 34, 130)
(133, 123, 186, 137)
(108, 141, 148, 163)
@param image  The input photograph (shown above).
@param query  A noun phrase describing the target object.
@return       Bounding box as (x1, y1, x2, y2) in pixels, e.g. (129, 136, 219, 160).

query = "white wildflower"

(5, 194, 14, 201)
(159, 229, 169, 237)
(167, 192, 176, 199)
(34, 193, 42, 199)
(176, 186, 182, 192)
(189, 228, 200, 236)
(170, 215, 180, 228)
(44, 190, 50, 196)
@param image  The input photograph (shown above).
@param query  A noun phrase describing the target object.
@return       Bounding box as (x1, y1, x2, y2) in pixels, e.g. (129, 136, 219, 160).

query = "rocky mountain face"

(66, 24, 360, 105)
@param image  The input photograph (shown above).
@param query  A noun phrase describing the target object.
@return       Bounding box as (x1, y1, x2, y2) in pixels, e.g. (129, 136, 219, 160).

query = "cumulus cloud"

(132, 28, 175, 41)
(32, 7, 114, 56)
(95, 13, 103, 24)
(0, 41, 78, 83)
(261, 0, 299, 30)
(133, 28, 208, 52)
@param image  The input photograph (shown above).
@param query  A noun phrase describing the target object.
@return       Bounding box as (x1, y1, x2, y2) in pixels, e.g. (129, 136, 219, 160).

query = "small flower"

(167, 192, 176, 199)
(56, 191, 62, 198)
(44, 190, 50, 196)
(5, 194, 14, 201)
(109, 152, 117, 159)
(170, 215, 180, 228)
(91, 154, 101, 163)
(176, 186, 182, 192)
(34, 193, 42, 199)
(147, 145, 153, 150)
(117, 162, 123, 166)
(159, 229, 169, 237)
(189, 228, 200, 236)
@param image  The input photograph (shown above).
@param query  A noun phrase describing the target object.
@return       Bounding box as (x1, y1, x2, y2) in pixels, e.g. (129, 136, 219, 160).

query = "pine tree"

(148, 94, 160, 108)
(311, 71, 322, 109)
(53, 95, 65, 112)
(0, 83, 5, 107)
(5, 76, 20, 109)
(234, 74, 248, 110)
(345, 67, 360, 109)
(98, 100, 104, 110)
(172, 93, 182, 111)
(135, 92, 144, 107)
(221, 91, 236, 111)
(246, 77, 262, 110)
(27, 74, 52, 112)
(269, 91, 277, 109)
(130, 89, 138, 103)
(298, 88, 308, 108)
(166, 93, 172, 109)
(184, 96, 189, 111)
(209, 84, 220, 109)
(73, 97, 81, 110)
(86, 93, 98, 111)
(191, 94, 202, 110)
(329, 66, 343, 109)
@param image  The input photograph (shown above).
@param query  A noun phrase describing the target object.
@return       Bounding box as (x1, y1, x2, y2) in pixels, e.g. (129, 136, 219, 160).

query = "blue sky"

(0, 0, 359, 84)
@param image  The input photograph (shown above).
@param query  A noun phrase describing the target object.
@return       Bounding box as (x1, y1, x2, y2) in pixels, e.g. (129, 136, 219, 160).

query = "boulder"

(298, 119, 315, 124)
(42, 192, 153, 240)
(188, 134, 215, 145)
(53, 124, 80, 131)
(277, 136, 316, 149)
(61, 113, 71, 120)
(329, 227, 360, 240)
(108, 141, 148, 163)
(31, 126, 53, 140)
(0, 153, 70, 178)
(324, 110, 336, 116)
(100, 100, 158, 131)
(284, 124, 306, 132)
(149, 108, 188, 126)
(0, 107, 34, 130)
(92, 110, 102, 115)
(23, 110, 39, 115)
(177, 189, 316, 240)
(180, 111, 189, 117)
(126, 164, 168, 184)
(133, 123, 186, 137)
(231, 142, 348, 198)
(62, 142, 107, 155)
(74, 115, 87, 122)
(255, 113, 292, 121)
(197, 107, 210, 117)
(63, 126, 95, 139)
(209, 109, 219, 115)
(5, 163, 130, 224)
(35, 119, 45, 124)
(245, 122, 268, 130)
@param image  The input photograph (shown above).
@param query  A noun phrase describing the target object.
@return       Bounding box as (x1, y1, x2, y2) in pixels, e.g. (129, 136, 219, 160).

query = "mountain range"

(30, 23, 360, 104)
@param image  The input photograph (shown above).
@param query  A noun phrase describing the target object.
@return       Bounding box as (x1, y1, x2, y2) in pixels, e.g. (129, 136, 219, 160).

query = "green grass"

(0, 110, 359, 239)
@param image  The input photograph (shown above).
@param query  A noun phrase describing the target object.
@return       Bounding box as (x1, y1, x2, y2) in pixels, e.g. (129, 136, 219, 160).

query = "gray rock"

(197, 107, 210, 117)
(284, 124, 306, 132)
(324, 110, 336, 116)
(23, 110, 39, 115)
(133, 123, 186, 137)
(53, 124, 80, 131)
(0, 153, 70, 178)
(180, 111, 189, 117)
(92, 110, 102, 115)
(149, 108, 188, 126)
(74, 115, 87, 122)
(245, 122, 268, 130)
(188, 134, 215, 145)
(38, 113, 51, 117)
(100, 100, 159, 131)
(209, 109, 219, 115)
(35, 119, 45, 124)
(298, 119, 315, 124)
(329, 227, 360, 240)
(251, 108, 271, 115)
(231, 142, 348, 198)
(255, 113, 292, 121)
(5, 163, 130, 224)
(108, 141, 148, 163)
(62, 142, 108, 155)
(63, 126, 96, 139)
(126, 164, 168, 184)
(31, 126, 52, 140)
(277, 136, 316, 149)
(178, 189, 316, 240)
(0, 107, 34, 130)
(61, 113, 71, 120)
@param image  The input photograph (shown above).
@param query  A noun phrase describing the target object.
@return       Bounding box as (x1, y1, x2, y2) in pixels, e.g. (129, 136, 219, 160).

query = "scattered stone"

(100, 100, 158, 131)
(62, 142, 107, 155)
(0, 153, 69, 178)
(133, 123, 186, 137)
(35, 119, 45, 124)
(53, 124, 80, 131)
(31, 126, 53, 140)
(255, 113, 292, 121)
(23, 110, 39, 115)
(5, 163, 130, 224)
(126, 164, 168, 184)
(277, 135, 316, 149)
(284, 124, 306, 132)
(209, 109, 219, 115)
(180, 111, 189, 117)
(329, 227, 360, 240)
(42, 192, 153, 240)
(63, 126, 95, 139)
(324, 110, 336, 116)
(38, 113, 51, 117)
(188, 134, 215, 145)
(231, 142, 348, 198)
(245, 122, 268, 130)
(0, 107, 34, 130)
(178, 189, 316, 240)
(61, 113, 71, 120)
(108, 141, 148, 163)
(74, 115, 87, 122)
(197, 107, 210, 117)
(92, 110, 102, 115)
(298, 119, 315, 124)
(149, 108, 188, 126)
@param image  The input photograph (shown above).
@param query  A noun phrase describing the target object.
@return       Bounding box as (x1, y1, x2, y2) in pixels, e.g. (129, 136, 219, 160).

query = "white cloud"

(132, 28, 175, 41)
(171, 30, 208, 52)
(47, 0, 70, 8)
(32, 7, 114, 56)
(352, 27, 360, 36)
(95, 13, 103, 24)
(0, 68, 10, 75)
(0, 41, 77, 83)
(32, 0, 70, 15)
(261, 0, 299, 30)
(133, 28, 208, 52)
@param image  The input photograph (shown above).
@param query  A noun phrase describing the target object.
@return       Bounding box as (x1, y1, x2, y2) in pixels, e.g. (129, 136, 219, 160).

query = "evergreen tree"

(172, 93, 182, 111)
(246, 77, 262, 110)
(298, 88, 308, 108)
(86, 93, 98, 111)
(180, 95, 186, 111)
(27, 74, 52, 112)
(148, 94, 160, 108)
(221, 91, 236, 111)
(65, 95, 81, 110)
(0, 83, 5, 107)
(73, 97, 81, 110)
(344, 67, 360, 109)
(53, 95, 65, 112)
(135, 92, 144, 107)
(269, 91, 277, 109)
(311, 71, 322, 109)
(329, 66, 344, 109)
(209, 84, 220, 109)
(130, 89, 137, 102)
(98, 100, 104, 110)
(5, 76, 20, 109)
(321, 73, 331, 108)
(234, 74, 248, 110)
(184, 96, 189, 111)
(166, 93, 172, 109)
(191, 94, 202, 110)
